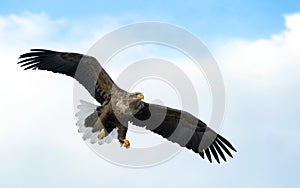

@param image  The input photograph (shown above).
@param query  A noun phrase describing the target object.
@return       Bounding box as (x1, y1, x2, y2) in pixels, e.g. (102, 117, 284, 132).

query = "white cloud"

(211, 14, 300, 132)
(0, 12, 65, 47)
(216, 13, 300, 87)
(211, 13, 300, 187)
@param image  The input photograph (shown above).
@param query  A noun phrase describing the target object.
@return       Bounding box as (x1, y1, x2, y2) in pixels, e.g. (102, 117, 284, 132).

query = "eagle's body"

(18, 49, 236, 163)
(85, 88, 145, 146)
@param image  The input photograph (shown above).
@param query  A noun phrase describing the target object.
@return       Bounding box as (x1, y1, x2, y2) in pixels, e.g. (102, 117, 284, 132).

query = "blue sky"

(1, 1, 300, 188)
(2, 0, 300, 39)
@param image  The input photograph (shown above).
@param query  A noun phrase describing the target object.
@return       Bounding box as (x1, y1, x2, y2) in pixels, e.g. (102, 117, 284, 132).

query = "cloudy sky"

(1, 0, 300, 187)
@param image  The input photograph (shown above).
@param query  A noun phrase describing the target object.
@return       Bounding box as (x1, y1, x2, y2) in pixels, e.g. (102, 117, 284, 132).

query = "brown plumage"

(18, 49, 236, 163)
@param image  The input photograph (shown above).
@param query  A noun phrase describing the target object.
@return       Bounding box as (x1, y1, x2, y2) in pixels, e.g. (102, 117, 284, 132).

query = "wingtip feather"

(217, 135, 237, 152)
(209, 145, 220, 163)
(204, 148, 212, 163)
(216, 139, 233, 158)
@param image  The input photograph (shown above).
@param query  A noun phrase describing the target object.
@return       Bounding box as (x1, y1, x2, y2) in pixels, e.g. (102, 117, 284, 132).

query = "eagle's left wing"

(130, 102, 236, 163)
(18, 49, 116, 105)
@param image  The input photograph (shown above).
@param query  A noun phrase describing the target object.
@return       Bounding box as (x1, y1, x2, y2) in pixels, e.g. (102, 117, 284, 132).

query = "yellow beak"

(137, 93, 144, 100)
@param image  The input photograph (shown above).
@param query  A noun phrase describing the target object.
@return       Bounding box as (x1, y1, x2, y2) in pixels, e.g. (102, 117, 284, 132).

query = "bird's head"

(128, 92, 144, 113)
(131, 92, 144, 100)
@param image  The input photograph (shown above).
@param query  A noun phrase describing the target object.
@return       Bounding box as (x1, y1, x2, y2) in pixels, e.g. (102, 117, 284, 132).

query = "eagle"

(18, 49, 236, 163)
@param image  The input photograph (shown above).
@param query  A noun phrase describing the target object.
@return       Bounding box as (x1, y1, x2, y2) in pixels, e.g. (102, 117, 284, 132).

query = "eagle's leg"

(117, 125, 130, 148)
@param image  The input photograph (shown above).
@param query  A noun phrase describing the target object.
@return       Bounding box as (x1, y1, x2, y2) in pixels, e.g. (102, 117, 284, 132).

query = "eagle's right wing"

(131, 102, 236, 163)
(18, 49, 115, 105)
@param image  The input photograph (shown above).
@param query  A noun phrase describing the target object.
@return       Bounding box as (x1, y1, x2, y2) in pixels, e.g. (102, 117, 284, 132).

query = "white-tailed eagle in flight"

(18, 49, 236, 163)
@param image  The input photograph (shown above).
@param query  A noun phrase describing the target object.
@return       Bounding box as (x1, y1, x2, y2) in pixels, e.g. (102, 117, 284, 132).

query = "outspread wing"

(131, 102, 236, 163)
(18, 49, 115, 105)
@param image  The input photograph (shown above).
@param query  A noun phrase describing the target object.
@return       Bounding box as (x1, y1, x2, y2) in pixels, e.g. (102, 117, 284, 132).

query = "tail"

(75, 100, 118, 145)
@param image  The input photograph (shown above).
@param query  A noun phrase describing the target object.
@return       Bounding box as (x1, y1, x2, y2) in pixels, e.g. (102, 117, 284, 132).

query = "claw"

(98, 128, 105, 139)
(123, 139, 130, 148)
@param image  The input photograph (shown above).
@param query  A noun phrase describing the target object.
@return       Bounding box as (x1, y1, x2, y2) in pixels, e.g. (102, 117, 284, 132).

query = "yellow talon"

(98, 128, 105, 139)
(123, 139, 130, 148)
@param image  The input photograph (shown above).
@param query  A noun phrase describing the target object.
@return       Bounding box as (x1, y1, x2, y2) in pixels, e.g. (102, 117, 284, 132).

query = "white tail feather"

(75, 100, 118, 145)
